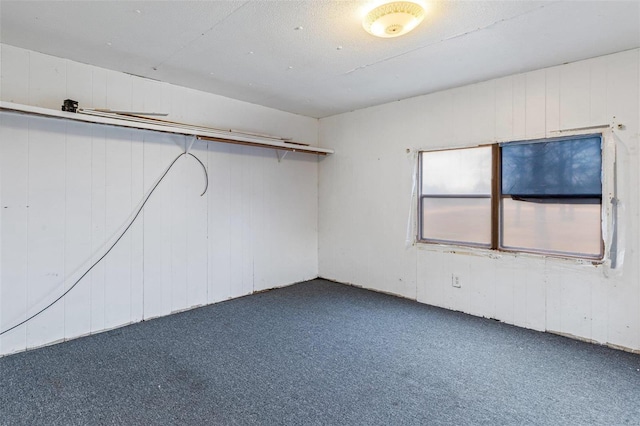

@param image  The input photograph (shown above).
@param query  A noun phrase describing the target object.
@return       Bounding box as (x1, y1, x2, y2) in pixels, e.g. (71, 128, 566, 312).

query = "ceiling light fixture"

(362, 1, 425, 38)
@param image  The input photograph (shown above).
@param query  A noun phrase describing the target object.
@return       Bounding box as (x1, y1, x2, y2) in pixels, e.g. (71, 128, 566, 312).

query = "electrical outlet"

(452, 274, 461, 288)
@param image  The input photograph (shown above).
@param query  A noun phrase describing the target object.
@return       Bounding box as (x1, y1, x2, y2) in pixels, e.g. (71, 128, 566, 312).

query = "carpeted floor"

(1, 279, 639, 425)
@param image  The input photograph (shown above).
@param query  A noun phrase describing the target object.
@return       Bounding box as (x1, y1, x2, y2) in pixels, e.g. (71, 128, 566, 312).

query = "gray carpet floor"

(1, 279, 639, 425)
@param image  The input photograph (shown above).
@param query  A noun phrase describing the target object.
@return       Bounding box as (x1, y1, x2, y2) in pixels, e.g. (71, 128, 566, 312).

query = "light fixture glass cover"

(363, 1, 425, 38)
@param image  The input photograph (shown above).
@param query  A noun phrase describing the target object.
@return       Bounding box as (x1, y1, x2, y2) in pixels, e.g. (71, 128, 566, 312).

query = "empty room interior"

(1, 1, 639, 424)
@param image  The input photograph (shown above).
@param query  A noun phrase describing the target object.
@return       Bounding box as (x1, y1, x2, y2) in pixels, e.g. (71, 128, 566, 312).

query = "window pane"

(421, 147, 492, 195)
(502, 198, 602, 257)
(502, 136, 602, 196)
(422, 198, 491, 245)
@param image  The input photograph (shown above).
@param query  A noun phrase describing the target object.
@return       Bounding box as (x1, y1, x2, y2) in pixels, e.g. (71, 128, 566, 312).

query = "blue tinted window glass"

(501, 136, 601, 196)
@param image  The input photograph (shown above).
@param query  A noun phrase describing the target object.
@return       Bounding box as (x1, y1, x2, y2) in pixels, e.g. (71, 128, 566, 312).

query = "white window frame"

(417, 130, 615, 262)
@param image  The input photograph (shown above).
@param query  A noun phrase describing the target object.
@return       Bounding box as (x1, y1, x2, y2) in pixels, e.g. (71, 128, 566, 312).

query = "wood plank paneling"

(241, 148, 256, 297)
(525, 69, 546, 138)
(416, 250, 445, 308)
(512, 74, 527, 139)
(545, 67, 560, 133)
(90, 125, 107, 333)
(466, 255, 495, 320)
(469, 80, 496, 143)
(103, 127, 133, 329)
(92, 68, 108, 110)
(494, 76, 513, 140)
(494, 264, 515, 325)
(105, 71, 132, 112)
(142, 133, 186, 319)
(29, 52, 66, 110)
(65, 61, 93, 111)
(64, 121, 93, 339)
(318, 49, 640, 352)
(208, 144, 232, 303)
(560, 61, 591, 130)
(141, 133, 168, 319)
(589, 57, 608, 125)
(5, 44, 639, 355)
(1, 44, 29, 105)
(1, 46, 319, 357)
(186, 142, 209, 308)
(252, 150, 269, 292)
(26, 117, 66, 349)
(452, 86, 472, 145)
(0, 114, 30, 354)
(169, 139, 189, 312)
(130, 130, 144, 323)
(228, 146, 248, 299)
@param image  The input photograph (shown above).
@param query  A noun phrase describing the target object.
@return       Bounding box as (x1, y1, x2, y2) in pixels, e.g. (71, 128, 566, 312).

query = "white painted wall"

(3, 43, 638, 356)
(0, 44, 320, 356)
(319, 49, 640, 352)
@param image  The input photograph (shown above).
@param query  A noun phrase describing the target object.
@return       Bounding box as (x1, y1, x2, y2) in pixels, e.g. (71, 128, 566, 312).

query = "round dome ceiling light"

(362, 1, 426, 38)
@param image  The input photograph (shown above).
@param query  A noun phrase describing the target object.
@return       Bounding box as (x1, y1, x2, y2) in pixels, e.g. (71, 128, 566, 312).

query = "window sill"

(415, 240, 606, 267)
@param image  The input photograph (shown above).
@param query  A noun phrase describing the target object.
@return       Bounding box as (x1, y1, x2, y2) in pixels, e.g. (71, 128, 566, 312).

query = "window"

(419, 146, 492, 246)
(418, 134, 603, 259)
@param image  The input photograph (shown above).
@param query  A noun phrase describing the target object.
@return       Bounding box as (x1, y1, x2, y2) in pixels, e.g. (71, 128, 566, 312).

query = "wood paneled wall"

(0, 45, 319, 356)
(319, 49, 640, 351)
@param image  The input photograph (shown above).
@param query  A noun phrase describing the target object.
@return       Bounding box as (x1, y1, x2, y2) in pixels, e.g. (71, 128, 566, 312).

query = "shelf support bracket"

(275, 150, 288, 163)
(185, 136, 197, 154)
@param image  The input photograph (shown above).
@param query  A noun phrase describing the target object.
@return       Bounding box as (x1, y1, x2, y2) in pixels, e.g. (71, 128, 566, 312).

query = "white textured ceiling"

(1, 1, 638, 118)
